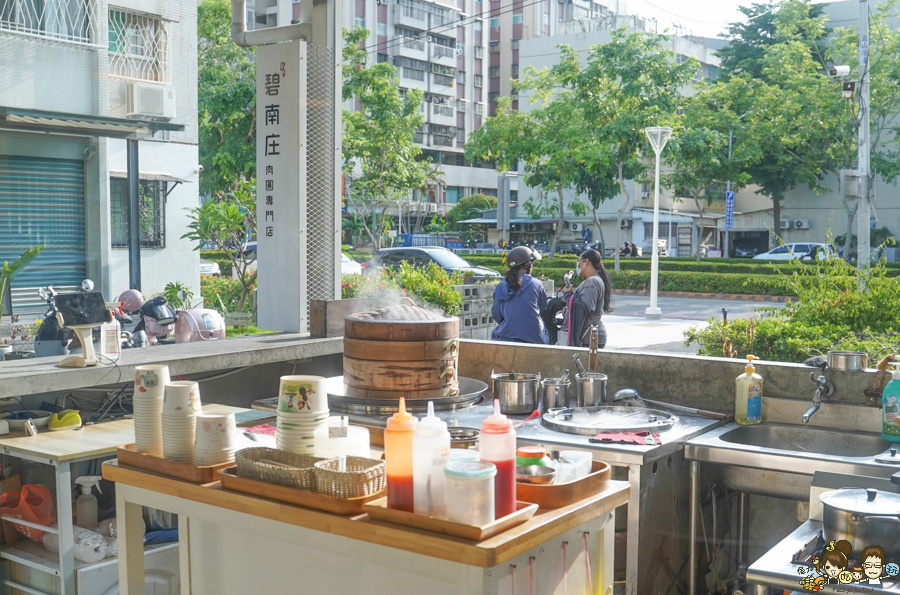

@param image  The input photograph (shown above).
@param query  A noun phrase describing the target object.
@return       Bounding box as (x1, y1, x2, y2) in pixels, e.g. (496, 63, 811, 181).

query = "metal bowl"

(516, 464, 556, 485)
(827, 351, 868, 371)
(449, 427, 480, 449)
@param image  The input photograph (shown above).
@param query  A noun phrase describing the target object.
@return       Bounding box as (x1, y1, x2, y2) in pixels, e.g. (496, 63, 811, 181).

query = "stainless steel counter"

(347, 402, 727, 465)
(747, 520, 900, 594)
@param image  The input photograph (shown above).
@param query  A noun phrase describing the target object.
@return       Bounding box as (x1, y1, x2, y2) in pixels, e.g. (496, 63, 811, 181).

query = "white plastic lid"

(414, 401, 448, 437)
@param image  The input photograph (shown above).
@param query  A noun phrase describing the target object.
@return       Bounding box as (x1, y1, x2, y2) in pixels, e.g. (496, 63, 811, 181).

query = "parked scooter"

(117, 290, 177, 347)
(33, 286, 72, 358)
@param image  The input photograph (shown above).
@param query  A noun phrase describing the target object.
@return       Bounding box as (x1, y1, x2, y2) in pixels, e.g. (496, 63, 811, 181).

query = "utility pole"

(857, 0, 871, 270)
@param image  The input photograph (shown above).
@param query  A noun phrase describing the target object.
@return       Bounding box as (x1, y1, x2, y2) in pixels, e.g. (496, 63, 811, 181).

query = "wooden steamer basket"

(343, 306, 460, 398)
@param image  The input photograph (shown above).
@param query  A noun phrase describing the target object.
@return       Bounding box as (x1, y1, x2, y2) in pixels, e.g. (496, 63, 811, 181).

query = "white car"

(342, 253, 362, 275)
(199, 258, 221, 276)
(753, 243, 837, 261)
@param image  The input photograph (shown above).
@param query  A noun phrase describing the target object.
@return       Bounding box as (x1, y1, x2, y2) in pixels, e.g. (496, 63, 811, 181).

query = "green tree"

(445, 194, 497, 226)
(198, 0, 256, 198)
(518, 31, 696, 270)
(182, 179, 257, 313)
(342, 27, 428, 248)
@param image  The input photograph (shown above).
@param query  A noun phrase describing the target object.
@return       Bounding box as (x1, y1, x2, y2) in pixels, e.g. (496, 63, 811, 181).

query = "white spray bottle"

(74, 476, 102, 529)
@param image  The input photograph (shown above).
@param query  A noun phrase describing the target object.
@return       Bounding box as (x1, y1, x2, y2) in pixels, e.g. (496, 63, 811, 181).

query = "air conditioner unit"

(641, 191, 650, 198)
(526, 223, 536, 231)
(620, 219, 632, 229)
(780, 219, 792, 230)
(570, 223, 580, 231)
(427, 203, 438, 213)
(126, 83, 176, 120)
(512, 223, 522, 231)
(794, 219, 810, 230)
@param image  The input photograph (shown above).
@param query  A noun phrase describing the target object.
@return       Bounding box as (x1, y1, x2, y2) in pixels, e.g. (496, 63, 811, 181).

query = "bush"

(200, 275, 253, 314)
(685, 258, 900, 362)
(342, 262, 464, 315)
(199, 250, 233, 275)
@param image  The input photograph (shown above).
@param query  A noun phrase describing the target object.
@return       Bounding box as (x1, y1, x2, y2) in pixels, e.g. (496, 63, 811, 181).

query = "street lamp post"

(645, 126, 673, 319)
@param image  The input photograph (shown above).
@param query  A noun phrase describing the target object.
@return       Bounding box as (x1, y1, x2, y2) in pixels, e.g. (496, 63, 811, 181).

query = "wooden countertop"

(0, 405, 261, 463)
(0, 334, 343, 399)
(103, 460, 630, 567)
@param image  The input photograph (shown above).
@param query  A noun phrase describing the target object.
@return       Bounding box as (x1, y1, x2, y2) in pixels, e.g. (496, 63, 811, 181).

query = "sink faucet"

(803, 371, 834, 423)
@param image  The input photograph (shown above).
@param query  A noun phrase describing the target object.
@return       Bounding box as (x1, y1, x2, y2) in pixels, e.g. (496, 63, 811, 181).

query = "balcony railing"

(432, 104, 454, 117)
(433, 45, 454, 59)
(403, 38, 425, 51)
(432, 135, 454, 147)
(433, 73, 454, 87)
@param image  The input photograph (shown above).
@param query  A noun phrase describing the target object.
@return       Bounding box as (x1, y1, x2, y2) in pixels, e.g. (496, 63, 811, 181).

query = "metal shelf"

(0, 538, 175, 576)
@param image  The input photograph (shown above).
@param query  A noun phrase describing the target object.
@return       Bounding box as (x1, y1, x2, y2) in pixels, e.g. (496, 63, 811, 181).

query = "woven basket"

(313, 456, 386, 499)
(235, 447, 325, 491)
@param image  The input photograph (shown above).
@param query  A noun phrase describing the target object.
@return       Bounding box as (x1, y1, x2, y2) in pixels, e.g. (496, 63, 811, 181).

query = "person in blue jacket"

(491, 246, 549, 344)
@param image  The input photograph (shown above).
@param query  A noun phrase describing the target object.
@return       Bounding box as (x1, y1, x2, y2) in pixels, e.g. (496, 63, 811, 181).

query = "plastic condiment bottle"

(480, 398, 517, 519)
(74, 476, 102, 529)
(735, 355, 762, 425)
(98, 314, 120, 359)
(413, 401, 451, 518)
(385, 397, 418, 512)
(516, 446, 551, 467)
(882, 363, 900, 442)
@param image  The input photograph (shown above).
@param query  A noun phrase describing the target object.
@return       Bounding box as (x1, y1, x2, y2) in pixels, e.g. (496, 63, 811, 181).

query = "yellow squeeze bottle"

(735, 355, 762, 425)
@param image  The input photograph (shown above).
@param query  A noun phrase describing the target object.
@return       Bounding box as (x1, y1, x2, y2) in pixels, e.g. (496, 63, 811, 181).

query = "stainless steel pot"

(827, 351, 868, 371)
(575, 372, 607, 407)
(540, 378, 571, 411)
(491, 372, 541, 414)
(820, 488, 900, 558)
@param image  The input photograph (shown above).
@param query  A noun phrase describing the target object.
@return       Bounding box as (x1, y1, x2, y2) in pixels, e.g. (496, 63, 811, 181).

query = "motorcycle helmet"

(118, 289, 145, 314)
(142, 298, 177, 326)
(507, 246, 542, 268)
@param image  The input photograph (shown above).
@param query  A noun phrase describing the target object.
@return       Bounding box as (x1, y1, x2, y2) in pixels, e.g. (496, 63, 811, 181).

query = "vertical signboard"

(725, 191, 735, 230)
(256, 40, 307, 332)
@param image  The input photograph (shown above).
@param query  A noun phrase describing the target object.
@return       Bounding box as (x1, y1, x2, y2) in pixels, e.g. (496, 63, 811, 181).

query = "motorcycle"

(117, 289, 225, 348)
(33, 285, 71, 358)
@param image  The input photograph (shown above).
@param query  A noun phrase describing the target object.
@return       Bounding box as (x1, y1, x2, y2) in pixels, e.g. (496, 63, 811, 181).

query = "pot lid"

(820, 488, 900, 515)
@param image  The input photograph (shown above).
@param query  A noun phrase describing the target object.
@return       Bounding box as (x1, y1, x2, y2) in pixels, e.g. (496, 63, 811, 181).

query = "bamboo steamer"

(342, 305, 460, 396)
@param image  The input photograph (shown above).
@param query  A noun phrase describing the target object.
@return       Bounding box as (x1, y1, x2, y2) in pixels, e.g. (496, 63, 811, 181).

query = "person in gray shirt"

(562, 248, 614, 348)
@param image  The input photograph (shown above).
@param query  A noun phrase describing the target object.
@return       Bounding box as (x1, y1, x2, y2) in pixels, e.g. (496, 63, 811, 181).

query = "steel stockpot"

(827, 351, 868, 371)
(820, 488, 900, 559)
(575, 372, 607, 407)
(540, 378, 571, 411)
(491, 372, 541, 414)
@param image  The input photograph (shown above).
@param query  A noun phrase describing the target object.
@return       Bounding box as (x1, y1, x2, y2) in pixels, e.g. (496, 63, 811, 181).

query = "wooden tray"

(516, 460, 611, 509)
(218, 467, 385, 515)
(363, 499, 538, 541)
(117, 443, 232, 484)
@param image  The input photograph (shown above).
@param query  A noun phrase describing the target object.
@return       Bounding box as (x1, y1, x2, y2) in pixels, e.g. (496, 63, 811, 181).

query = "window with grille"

(377, 53, 389, 63)
(1, 0, 96, 43)
(457, 128, 465, 142)
(512, 13, 523, 23)
(489, 40, 499, 52)
(376, 21, 386, 35)
(489, 17, 499, 27)
(511, 38, 519, 49)
(474, 103, 484, 116)
(108, 9, 169, 82)
(488, 91, 499, 103)
(474, 19, 482, 31)
(457, 99, 467, 112)
(474, 45, 483, 58)
(354, 15, 365, 27)
(111, 179, 165, 249)
(511, 64, 518, 77)
(488, 66, 499, 78)
(457, 71, 465, 84)
(403, 67, 425, 81)
(474, 74, 483, 87)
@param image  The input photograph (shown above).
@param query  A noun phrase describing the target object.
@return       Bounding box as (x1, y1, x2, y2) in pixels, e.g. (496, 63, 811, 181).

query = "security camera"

(827, 65, 850, 78)
(196, 165, 204, 173)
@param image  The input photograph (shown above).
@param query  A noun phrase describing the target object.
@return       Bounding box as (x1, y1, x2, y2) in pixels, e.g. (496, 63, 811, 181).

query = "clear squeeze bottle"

(480, 399, 517, 519)
(385, 398, 418, 512)
(413, 401, 451, 518)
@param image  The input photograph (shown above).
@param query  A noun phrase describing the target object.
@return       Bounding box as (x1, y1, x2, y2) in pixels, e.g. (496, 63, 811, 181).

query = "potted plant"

(0, 246, 45, 359)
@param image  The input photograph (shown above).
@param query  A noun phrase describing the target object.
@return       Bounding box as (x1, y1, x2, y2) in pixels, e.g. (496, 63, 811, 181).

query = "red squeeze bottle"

(480, 399, 517, 519)
(385, 397, 418, 512)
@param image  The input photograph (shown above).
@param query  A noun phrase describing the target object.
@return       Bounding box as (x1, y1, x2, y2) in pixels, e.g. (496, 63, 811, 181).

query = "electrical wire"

(630, 0, 783, 29)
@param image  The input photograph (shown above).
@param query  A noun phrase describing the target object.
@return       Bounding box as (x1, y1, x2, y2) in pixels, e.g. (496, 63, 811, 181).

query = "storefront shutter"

(0, 154, 86, 312)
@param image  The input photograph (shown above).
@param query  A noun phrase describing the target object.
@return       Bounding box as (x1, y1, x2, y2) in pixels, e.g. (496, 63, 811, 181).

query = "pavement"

(601, 294, 783, 353)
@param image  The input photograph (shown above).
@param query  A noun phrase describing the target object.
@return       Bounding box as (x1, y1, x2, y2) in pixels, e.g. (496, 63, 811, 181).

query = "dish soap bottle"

(74, 476, 103, 529)
(385, 398, 418, 512)
(882, 363, 900, 442)
(412, 401, 451, 518)
(735, 355, 762, 425)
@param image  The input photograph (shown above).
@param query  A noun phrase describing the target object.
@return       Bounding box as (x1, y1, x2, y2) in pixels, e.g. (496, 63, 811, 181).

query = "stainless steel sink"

(686, 421, 898, 499)
(719, 423, 893, 457)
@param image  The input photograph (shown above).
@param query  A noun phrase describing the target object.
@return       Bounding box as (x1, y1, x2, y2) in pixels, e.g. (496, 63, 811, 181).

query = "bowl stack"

(313, 417, 371, 458)
(162, 381, 202, 463)
(194, 410, 239, 466)
(133, 365, 170, 456)
(276, 375, 329, 454)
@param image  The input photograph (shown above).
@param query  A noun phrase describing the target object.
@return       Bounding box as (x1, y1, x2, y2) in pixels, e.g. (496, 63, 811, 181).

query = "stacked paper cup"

(276, 375, 329, 454)
(194, 410, 239, 466)
(133, 365, 171, 456)
(162, 381, 202, 463)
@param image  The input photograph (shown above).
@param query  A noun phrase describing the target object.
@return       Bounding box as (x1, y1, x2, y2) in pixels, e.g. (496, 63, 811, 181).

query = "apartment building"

(0, 0, 199, 310)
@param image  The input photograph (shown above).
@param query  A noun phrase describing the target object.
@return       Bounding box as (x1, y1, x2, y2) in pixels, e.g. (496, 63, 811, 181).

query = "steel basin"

(687, 421, 899, 500)
(719, 423, 892, 457)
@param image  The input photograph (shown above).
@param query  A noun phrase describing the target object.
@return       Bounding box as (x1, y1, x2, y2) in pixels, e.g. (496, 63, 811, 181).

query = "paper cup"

(163, 381, 202, 416)
(194, 411, 238, 452)
(134, 365, 171, 399)
(277, 376, 328, 414)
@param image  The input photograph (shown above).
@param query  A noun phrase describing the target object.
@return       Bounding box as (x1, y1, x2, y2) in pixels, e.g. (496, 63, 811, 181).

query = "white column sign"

(256, 39, 307, 332)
